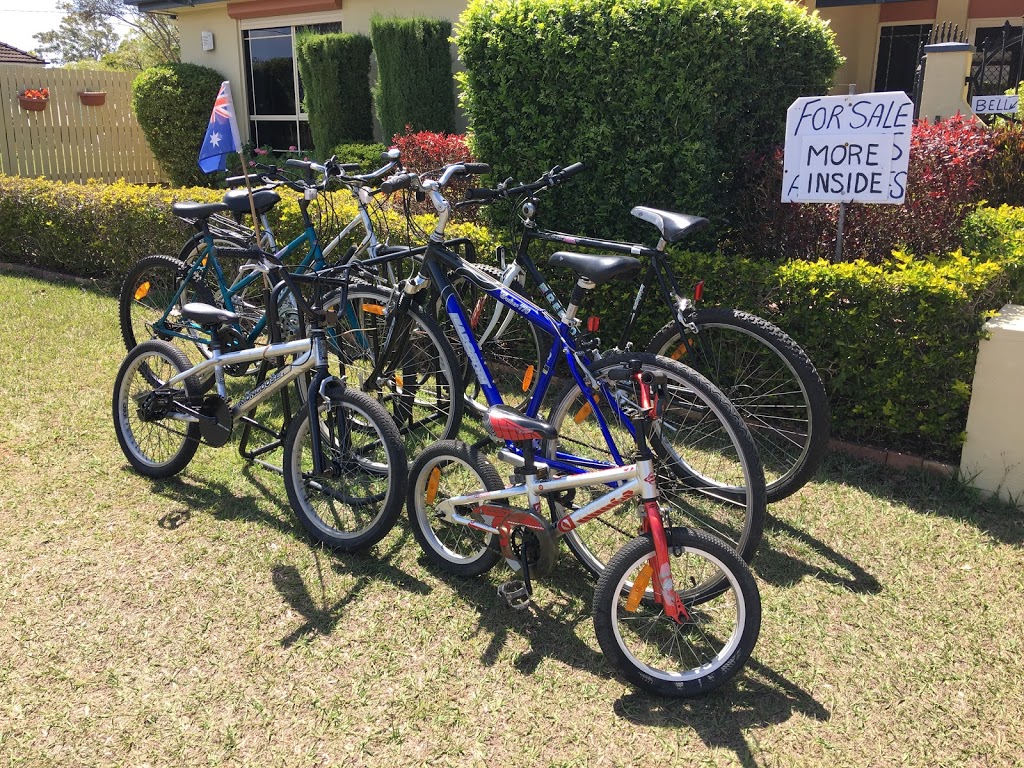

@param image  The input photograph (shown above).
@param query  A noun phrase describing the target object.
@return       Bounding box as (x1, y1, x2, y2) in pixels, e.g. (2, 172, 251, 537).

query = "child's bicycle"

(112, 249, 407, 552)
(407, 361, 761, 697)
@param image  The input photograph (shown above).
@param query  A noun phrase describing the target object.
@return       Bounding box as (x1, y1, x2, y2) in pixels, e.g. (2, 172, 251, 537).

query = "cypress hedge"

(370, 15, 456, 138)
(296, 32, 374, 150)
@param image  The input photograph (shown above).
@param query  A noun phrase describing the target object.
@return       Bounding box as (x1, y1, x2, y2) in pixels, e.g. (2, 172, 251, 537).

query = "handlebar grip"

(461, 162, 491, 175)
(553, 162, 585, 182)
(285, 158, 312, 171)
(465, 187, 500, 202)
(338, 162, 362, 172)
(224, 173, 266, 188)
(380, 172, 415, 194)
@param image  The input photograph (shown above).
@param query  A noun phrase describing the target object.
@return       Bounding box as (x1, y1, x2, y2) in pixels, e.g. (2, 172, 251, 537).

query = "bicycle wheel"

(324, 283, 464, 455)
(648, 308, 830, 503)
(446, 264, 547, 414)
(546, 351, 766, 576)
(593, 528, 761, 698)
(119, 254, 216, 365)
(112, 340, 202, 478)
(282, 387, 407, 552)
(407, 440, 503, 576)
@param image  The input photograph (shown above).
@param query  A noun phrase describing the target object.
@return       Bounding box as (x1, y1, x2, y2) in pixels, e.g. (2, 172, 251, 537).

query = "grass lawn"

(2, 270, 1022, 767)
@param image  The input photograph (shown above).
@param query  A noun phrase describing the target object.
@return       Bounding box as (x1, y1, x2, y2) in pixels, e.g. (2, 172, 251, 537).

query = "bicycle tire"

(112, 340, 202, 478)
(592, 528, 761, 698)
(546, 351, 766, 575)
(119, 254, 217, 366)
(282, 386, 407, 552)
(648, 307, 830, 503)
(407, 440, 503, 576)
(323, 283, 464, 456)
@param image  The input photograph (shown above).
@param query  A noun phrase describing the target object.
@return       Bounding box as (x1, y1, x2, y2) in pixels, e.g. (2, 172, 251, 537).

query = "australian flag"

(198, 81, 242, 173)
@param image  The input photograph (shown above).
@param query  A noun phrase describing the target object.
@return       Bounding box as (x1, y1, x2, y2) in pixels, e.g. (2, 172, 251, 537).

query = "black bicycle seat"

(222, 189, 281, 215)
(171, 201, 230, 220)
(548, 252, 641, 285)
(630, 207, 708, 243)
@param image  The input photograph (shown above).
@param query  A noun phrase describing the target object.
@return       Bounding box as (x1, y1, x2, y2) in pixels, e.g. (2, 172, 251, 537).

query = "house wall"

(178, 3, 247, 125)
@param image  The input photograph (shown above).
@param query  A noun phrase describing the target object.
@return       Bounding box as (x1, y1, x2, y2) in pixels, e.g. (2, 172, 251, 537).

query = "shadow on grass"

(612, 657, 828, 767)
(422, 553, 608, 678)
(819, 452, 1024, 547)
(271, 531, 431, 647)
(755, 515, 882, 593)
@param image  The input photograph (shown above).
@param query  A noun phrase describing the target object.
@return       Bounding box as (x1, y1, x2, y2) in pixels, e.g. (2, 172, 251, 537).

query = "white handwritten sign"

(782, 92, 913, 204)
(972, 95, 1019, 115)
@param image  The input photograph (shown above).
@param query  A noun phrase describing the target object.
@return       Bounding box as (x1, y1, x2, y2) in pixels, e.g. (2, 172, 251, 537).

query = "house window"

(242, 22, 341, 151)
(874, 24, 932, 95)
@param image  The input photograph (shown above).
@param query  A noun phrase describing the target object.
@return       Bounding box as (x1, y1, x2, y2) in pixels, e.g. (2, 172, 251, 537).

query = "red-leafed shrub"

(389, 127, 480, 221)
(728, 115, 996, 263)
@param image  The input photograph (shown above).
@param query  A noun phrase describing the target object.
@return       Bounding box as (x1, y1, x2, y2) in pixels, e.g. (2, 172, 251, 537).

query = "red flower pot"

(79, 91, 106, 107)
(18, 95, 48, 112)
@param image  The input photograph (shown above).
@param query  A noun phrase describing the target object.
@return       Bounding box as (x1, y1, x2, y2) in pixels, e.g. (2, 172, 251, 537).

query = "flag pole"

(238, 149, 263, 249)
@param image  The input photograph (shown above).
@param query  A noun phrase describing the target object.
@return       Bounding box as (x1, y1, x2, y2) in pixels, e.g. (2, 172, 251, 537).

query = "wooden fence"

(0, 65, 162, 184)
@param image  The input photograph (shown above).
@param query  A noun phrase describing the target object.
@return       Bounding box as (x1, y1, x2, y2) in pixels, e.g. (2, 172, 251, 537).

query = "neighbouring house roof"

(0, 42, 46, 66)
(126, 0, 230, 10)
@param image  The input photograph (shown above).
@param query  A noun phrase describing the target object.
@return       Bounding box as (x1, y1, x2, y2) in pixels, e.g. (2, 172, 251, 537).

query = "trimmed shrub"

(455, 0, 842, 242)
(133, 63, 226, 187)
(296, 32, 374, 150)
(985, 114, 1024, 207)
(371, 16, 456, 138)
(388, 128, 478, 220)
(729, 115, 996, 263)
(331, 142, 389, 171)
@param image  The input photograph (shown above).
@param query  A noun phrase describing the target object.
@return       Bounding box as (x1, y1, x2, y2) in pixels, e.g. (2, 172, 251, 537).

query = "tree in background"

(32, 1, 119, 64)
(78, 0, 179, 64)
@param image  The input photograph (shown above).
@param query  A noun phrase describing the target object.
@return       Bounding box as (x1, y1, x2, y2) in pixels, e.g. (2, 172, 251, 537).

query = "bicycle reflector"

(587, 316, 600, 332)
(573, 393, 600, 424)
(364, 303, 385, 316)
(426, 467, 440, 505)
(625, 562, 654, 612)
(694, 280, 704, 302)
(134, 281, 151, 301)
(521, 365, 535, 392)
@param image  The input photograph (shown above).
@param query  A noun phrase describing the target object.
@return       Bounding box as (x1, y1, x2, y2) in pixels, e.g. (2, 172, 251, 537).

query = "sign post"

(783, 91, 913, 259)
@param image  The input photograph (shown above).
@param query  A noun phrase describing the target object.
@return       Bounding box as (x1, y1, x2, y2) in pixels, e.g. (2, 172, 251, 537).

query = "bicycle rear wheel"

(546, 351, 766, 576)
(282, 387, 407, 552)
(593, 528, 761, 698)
(112, 340, 202, 478)
(324, 283, 464, 456)
(648, 308, 830, 503)
(119, 254, 216, 366)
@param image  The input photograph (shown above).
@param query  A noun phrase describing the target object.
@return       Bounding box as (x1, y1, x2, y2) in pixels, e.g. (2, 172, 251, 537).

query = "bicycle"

(407, 363, 761, 697)
(335, 162, 767, 572)
(112, 249, 408, 551)
(464, 164, 831, 504)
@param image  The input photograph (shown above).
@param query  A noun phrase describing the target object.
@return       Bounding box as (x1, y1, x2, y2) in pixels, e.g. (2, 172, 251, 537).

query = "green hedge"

(133, 63, 226, 187)
(296, 32, 374, 150)
(331, 142, 389, 171)
(370, 16, 456, 138)
(455, 0, 842, 243)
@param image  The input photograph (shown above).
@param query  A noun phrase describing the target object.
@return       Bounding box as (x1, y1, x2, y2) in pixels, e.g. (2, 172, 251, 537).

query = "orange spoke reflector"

(134, 281, 151, 301)
(200, 255, 208, 267)
(395, 373, 404, 389)
(364, 303, 385, 315)
(426, 467, 441, 504)
(670, 344, 688, 361)
(573, 394, 599, 424)
(521, 365, 535, 392)
(625, 563, 654, 612)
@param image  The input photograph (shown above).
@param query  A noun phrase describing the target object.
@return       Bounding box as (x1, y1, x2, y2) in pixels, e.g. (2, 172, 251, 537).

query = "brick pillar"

(918, 41, 975, 121)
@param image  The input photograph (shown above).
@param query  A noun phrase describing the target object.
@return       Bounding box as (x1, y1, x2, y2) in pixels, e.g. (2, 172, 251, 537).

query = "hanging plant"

(79, 90, 106, 107)
(19, 87, 49, 111)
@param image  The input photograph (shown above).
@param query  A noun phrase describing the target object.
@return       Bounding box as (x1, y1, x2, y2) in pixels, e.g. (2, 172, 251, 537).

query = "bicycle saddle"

(548, 252, 640, 285)
(485, 405, 558, 442)
(171, 201, 229, 219)
(630, 206, 708, 243)
(222, 189, 281, 215)
(181, 302, 240, 327)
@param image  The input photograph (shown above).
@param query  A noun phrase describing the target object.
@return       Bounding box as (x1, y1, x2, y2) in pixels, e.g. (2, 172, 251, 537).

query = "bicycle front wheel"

(282, 387, 407, 552)
(112, 340, 202, 478)
(546, 351, 766, 575)
(648, 308, 830, 502)
(325, 284, 464, 455)
(593, 528, 761, 698)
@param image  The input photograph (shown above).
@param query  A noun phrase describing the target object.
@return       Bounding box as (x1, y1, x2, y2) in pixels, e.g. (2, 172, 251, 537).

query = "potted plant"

(79, 90, 106, 106)
(18, 87, 49, 111)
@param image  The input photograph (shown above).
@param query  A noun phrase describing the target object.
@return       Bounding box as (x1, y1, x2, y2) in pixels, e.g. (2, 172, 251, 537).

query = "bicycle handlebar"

(463, 162, 584, 204)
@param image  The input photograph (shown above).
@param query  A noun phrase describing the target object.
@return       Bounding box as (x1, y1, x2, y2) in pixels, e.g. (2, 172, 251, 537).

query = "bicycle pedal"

(497, 580, 531, 611)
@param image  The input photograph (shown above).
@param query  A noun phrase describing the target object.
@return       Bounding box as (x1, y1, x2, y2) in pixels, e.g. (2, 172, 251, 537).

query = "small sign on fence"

(782, 91, 913, 205)
(971, 95, 1019, 115)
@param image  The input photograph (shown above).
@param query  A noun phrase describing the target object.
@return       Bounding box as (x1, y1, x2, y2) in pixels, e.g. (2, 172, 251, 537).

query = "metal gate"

(967, 21, 1023, 123)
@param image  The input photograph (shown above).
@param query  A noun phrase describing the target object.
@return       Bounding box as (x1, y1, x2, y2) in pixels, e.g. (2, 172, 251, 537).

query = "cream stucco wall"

(813, 4, 882, 94)
(177, 3, 247, 125)
(340, 0, 470, 35)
